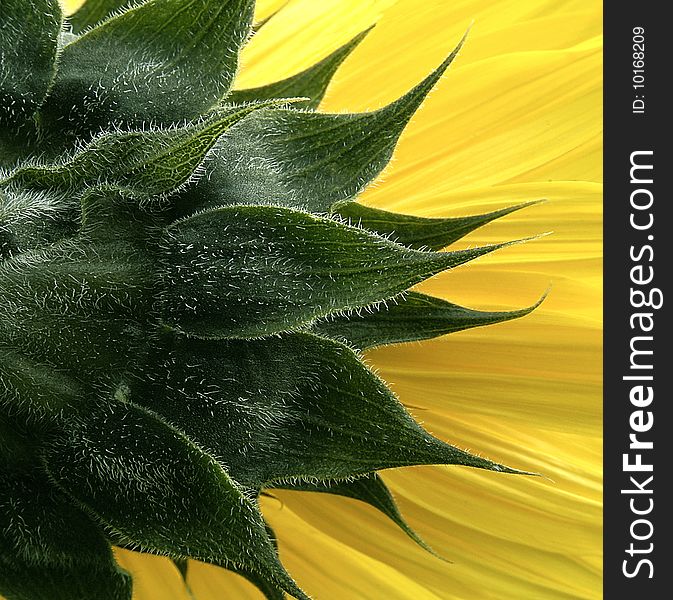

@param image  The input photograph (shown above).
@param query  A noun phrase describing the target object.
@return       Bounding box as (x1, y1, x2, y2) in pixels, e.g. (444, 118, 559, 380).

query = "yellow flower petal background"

(61, 1, 602, 598)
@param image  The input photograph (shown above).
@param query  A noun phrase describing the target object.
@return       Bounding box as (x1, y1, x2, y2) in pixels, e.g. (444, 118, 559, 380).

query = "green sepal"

(134, 331, 526, 489)
(173, 525, 286, 600)
(228, 28, 372, 110)
(0, 237, 155, 380)
(161, 204, 513, 339)
(68, 0, 140, 34)
(0, 561, 130, 600)
(40, 0, 255, 144)
(0, 467, 132, 600)
(79, 186, 163, 241)
(0, 0, 61, 126)
(181, 33, 467, 214)
(0, 347, 82, 422)
(43, 400, 309, 600)
(271, 473, 437, 556)
(0, 186, 77, 259)
(9, 101, 290, 200)
(0, 0, 62, 164)
(313, 291, 547, 350)
(227, 524, 286, 600)
(333, 200, 541, 251)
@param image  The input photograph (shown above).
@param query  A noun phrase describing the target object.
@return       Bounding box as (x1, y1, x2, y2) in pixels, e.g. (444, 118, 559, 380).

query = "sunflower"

(22, 1, 602, 598)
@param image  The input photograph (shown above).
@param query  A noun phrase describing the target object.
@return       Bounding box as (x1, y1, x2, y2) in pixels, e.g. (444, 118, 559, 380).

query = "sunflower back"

(0, 1, 540, 598)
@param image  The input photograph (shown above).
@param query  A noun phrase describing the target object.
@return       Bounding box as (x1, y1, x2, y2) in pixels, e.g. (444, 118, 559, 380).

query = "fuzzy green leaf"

(79, 186, 162, 240)
(0, 0, 61, 126)
(0, 238, 154, 380)
(0, 467, 132, 600)
(313, 291, 545, 350)
(40, 0, 255, 144)
(333, 200, 541, 251)
(174, 526, 286, 600)
(69, 0, 140, 34)
(0, 559, 129, 600)
(181, 34, 466, 214)
(43, 401, 308, 600)
(228, 28, 372, 110)
(161, 204, 510, 338)
(0, 347, 82, 422)
(228, 525, 286, 600)
(0, 187, 77, 259)
(272, 473, 435, 555)
(135, 332, 523, 489)
(10, 103, 283, 200)
(0, 0, 62, 164)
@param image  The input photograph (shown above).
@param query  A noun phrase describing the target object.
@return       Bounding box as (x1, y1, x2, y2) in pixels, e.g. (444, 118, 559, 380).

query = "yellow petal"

(61, 0, 83, 12)
(114, 550, 191, 600)
(261, 496, 448, 600)
(236, 0, 398, 89)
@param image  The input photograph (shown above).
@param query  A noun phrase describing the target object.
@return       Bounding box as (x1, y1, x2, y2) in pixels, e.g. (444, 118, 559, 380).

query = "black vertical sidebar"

(604, 3, 671, 597)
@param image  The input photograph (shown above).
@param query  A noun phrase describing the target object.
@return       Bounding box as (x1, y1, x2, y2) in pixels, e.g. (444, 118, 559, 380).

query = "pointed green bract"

(0, 238, 154, 380)
(173, 525, 286, 600)
(0, 0, 61, 126)
(0, 348, 82, 420)
(0, 0, 62, 165)
(225, 524, 286, 600)
(161, 204, 511, 338)
(40, 0, 255, 145)
(334, 200, 541, 250)
(0, 186, 77, 259)
(2, 101, 298, 255)
(183, 35, 466, 214)
(135, 332, 521, 488)
(229, 28, 372, 109)
(313, 291, 546, 350)
(10, 102, 286, 200)
(171, 557, 199, 600)
(273, 473, 436, 555)
(43, 400, 308, 600)
(0, 462, 132, 600)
